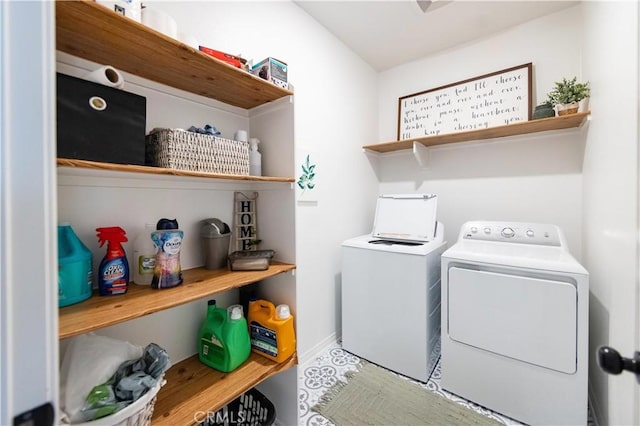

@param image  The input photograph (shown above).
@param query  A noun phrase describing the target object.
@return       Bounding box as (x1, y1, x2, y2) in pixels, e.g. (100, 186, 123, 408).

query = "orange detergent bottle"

(247, 299, 296, 363)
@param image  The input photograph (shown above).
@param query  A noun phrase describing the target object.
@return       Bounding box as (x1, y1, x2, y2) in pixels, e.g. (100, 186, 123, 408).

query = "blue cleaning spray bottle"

(96, 226, 130, 296)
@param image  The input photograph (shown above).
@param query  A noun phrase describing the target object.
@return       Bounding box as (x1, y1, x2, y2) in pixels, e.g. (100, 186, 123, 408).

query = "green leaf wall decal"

(298, 154, 317, 191)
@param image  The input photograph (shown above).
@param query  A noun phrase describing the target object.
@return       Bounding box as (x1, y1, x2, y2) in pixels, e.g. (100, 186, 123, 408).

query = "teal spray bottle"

(96, 226, 130, 296)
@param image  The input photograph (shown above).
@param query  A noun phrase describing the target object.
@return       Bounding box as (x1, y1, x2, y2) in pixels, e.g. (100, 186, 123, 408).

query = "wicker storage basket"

(146, 128, 249, 175)
(69, 378, 165, 426)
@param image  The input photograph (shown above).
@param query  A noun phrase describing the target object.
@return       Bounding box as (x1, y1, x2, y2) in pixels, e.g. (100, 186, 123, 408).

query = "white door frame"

(0, 1, 58, 424)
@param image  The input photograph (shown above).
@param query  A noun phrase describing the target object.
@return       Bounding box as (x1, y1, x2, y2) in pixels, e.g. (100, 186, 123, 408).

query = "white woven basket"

(69, 379, 165, 426)
(146, 128, 249, 175)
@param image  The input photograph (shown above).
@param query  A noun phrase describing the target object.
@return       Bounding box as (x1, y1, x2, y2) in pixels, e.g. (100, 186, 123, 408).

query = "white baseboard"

(298, 332, 338, 368)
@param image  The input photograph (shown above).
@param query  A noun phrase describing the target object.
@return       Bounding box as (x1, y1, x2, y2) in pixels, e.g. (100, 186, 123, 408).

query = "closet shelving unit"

(55, 1, 297, 423)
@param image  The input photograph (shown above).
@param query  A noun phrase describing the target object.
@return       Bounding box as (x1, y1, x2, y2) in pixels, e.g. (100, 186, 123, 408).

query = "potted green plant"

(546, 77, 590, 116)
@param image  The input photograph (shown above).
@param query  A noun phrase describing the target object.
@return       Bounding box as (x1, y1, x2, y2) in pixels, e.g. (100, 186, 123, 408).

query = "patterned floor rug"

(312, 361, 503, 426)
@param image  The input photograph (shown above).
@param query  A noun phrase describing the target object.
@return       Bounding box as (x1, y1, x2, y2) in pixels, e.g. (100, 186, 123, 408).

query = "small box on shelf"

(251, 57, 288, 89)
(199, 46, 249, 71)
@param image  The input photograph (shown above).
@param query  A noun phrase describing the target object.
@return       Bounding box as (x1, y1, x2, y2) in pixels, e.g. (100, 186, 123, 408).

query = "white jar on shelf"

(249, 138, 262, 176)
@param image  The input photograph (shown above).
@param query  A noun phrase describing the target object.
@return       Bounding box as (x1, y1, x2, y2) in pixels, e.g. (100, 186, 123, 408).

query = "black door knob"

(597, 346, 640, 380)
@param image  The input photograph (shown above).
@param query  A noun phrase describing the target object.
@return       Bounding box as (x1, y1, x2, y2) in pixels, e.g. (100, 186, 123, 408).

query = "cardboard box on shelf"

(251, 57, 288, 89)
(199, 46, 249, 70)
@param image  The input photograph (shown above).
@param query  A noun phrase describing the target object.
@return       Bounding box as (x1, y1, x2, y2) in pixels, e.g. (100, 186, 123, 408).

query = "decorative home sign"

(233, 191, 259, 251)
(397, 63, 532, 140)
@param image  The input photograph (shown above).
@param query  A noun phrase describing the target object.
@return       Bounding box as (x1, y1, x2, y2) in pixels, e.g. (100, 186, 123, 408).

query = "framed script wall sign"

(397, 63, 532, 140)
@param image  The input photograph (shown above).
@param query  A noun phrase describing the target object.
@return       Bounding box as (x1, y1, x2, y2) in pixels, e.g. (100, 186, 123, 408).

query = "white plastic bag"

(59, 333, 143, 424)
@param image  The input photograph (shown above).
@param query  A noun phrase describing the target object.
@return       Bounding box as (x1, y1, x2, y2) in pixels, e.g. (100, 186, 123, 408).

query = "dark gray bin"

(200, 218, 231, 270)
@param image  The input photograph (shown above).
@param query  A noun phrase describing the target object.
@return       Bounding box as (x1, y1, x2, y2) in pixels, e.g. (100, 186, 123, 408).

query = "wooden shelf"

(153, 352, 297, 425)
(59, 262, 296, 339)
(55, 1, 293, 109)
(57, 158, 295, 183)
(363, 112, 590, 153)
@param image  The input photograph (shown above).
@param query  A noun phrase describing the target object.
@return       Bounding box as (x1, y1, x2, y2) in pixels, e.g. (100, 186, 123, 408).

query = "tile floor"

(298, 340, 596, 426)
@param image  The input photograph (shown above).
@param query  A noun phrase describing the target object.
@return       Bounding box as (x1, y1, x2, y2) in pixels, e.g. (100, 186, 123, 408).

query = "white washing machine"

(441, 221, 589, 425)
(342, 194, 446, 382)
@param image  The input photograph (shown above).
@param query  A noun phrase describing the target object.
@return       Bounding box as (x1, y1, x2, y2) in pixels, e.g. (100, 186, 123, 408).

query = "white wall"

(154, 1, 380, 361)
(377, 6, 585, 257)
(582, 2, 639, 425)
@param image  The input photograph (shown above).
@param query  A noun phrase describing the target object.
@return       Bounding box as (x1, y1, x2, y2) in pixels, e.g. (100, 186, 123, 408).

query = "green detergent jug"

(198, 300, 251, 372)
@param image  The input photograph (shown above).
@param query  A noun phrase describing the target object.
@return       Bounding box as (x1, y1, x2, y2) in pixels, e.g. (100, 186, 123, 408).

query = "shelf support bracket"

(412, 141, 430, 169)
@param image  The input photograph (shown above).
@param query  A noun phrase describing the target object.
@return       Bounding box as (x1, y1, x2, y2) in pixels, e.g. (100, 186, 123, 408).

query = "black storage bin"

(202, 388, 275, 426)
(56, 72, 146, 165)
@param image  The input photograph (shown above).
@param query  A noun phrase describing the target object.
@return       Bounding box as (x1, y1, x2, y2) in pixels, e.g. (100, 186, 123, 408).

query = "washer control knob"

(483, 227, 491, 234)
(526, 229, 534, 237)
(501, 227, 515, 238)
(471, 226, 478, 233)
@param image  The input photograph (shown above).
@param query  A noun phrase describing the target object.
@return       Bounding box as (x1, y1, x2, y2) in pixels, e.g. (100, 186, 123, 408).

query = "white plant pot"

(579, 97, 590, 113)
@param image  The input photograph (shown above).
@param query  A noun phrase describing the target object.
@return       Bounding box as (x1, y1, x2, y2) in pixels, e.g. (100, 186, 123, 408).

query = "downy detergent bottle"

(151, 218, 183, 289)
(96, 226, 130, 296)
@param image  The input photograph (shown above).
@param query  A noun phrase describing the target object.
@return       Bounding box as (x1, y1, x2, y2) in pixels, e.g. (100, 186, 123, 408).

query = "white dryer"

(441, 221, 589, 425)
(342, 194, 446, 382)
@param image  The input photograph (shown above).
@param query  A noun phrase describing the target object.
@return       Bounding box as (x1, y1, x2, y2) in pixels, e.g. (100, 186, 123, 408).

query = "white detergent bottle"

(249, 138, 262, 176)
(133, 223, 156, 285)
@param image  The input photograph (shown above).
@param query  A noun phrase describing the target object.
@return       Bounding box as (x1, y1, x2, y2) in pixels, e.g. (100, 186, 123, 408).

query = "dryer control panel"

(460, 221, 563, 246)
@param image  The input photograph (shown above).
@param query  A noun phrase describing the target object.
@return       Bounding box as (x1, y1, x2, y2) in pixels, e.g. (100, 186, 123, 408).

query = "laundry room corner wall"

(158, 1, 380, 362)
(376, 5, 585, 258)
(581, 2, 640, 425)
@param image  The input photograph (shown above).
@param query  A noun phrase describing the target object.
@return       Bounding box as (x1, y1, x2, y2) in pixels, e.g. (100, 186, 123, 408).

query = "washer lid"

(372, 194, 438, 243)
